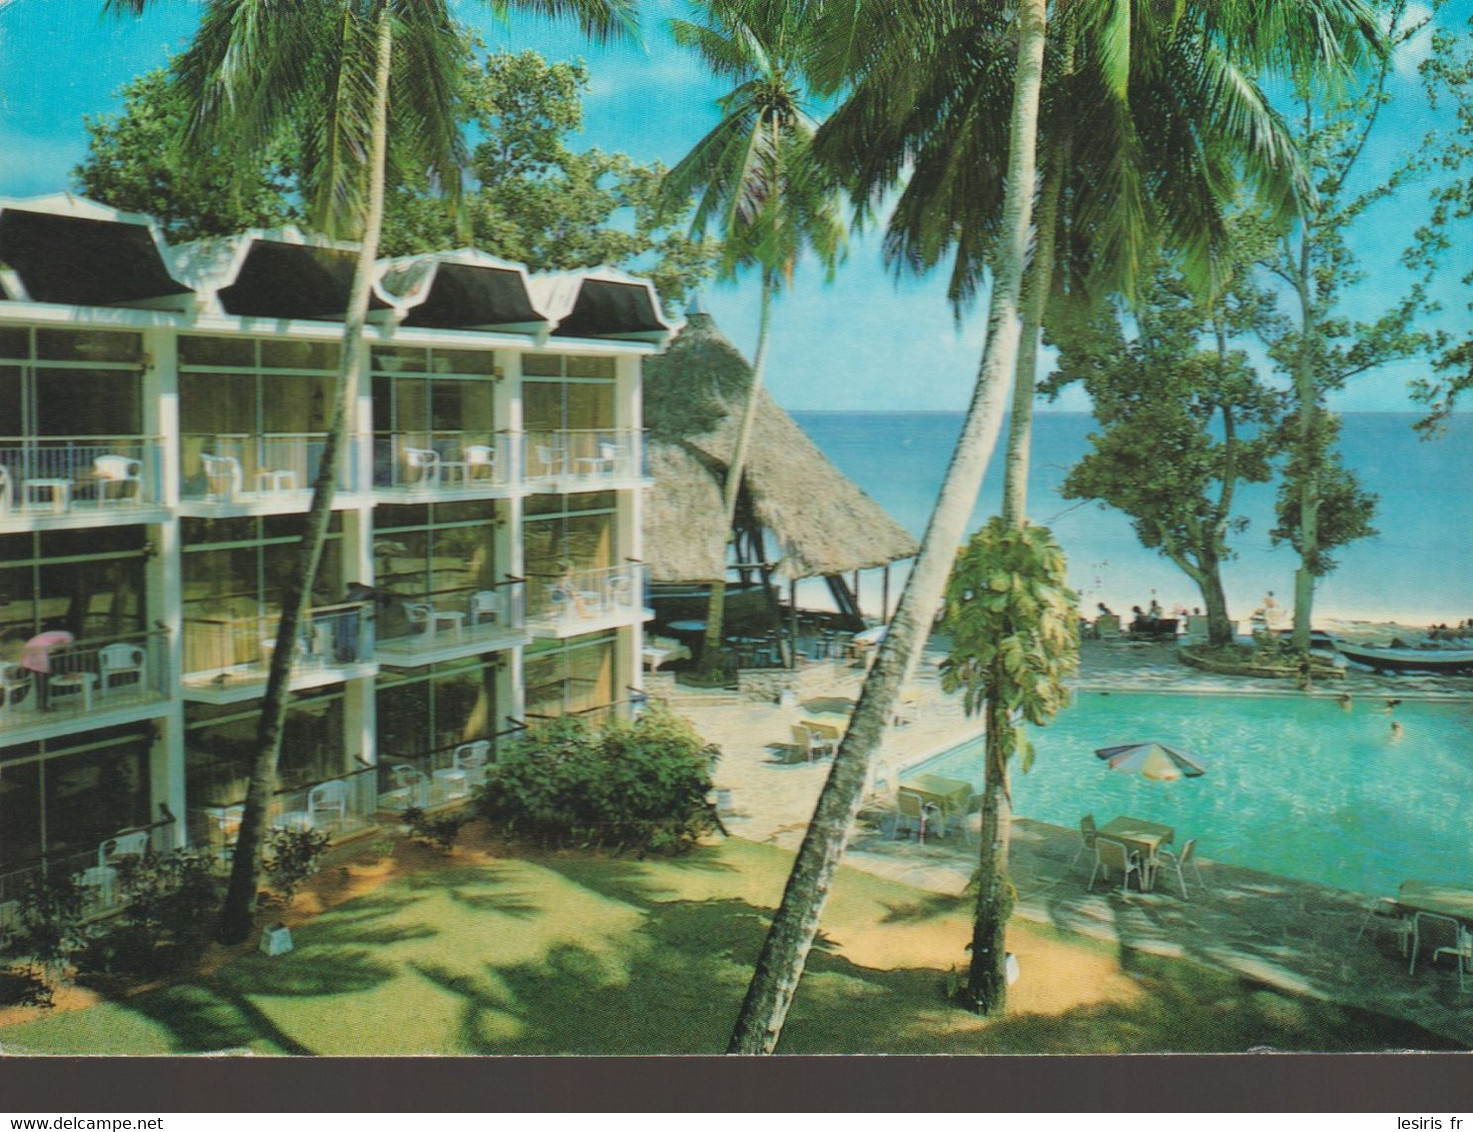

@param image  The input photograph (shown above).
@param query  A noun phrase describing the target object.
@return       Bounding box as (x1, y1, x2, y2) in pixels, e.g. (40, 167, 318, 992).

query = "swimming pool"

(903, 691, 1473, 897)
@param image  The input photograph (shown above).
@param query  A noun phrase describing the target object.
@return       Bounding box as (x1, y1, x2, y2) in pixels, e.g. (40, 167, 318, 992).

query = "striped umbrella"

(1094, 742, 1208, 781)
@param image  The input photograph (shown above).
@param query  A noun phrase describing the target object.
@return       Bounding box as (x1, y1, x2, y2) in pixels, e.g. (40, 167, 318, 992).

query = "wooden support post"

(882, 565, 891, 622)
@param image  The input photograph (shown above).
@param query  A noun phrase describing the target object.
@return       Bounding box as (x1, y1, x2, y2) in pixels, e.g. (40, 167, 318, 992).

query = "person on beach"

(1148, 599, 1163, 622)
(1337, 692, 1353, 711)
(1096, 602, 1114, 617)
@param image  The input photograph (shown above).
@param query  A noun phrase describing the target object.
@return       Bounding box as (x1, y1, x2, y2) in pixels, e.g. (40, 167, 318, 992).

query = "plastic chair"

(0, 464, 12, 515)
(1070, 814, 1098, 872)
(98, 642, 147, 697)
(1410, 911, 1463, 975)
(470, 590, 501, 626)
(463, 445, 497, 481)
(452, 740, 492, 786)
(1356, 897, 1414, 956)
(1089, 836, 1144, 892)
(535, 444, 567, 477)
(76, 830, 151, 909)
(1433, 924, 1473, 991)
(402, 446, 440, 487)
(0, 663, 30, 715)
(381, 764, 429, 811)
(1154, 837, 1204, 898)
(308, 780, 350, 830)
(606, 573, 635, 611)
(405, 602, 465, 641)
(93, 454, 142, 505)
(201, 453, 243, 501)
(894, 789, 943, 845)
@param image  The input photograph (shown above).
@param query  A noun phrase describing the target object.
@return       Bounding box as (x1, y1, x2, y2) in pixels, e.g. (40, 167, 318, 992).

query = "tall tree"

(109, 0, 634, 946)
(1258, 0, 1430, 653)
(659, 0, 846, 680)
(938, 519, 1078, 1011)
(1046, 258, 1285, 648)
(726, 0, 1383, 1053)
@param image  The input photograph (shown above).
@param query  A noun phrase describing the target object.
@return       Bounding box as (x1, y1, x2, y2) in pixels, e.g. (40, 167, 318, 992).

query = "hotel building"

(0, 194, 669, 909)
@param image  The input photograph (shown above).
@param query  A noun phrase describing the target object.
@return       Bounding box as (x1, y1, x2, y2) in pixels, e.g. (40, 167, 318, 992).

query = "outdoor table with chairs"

(892, 773, 973, 845)
(1390, 879, 1473, 987)
(1090, 815, 1177, 893)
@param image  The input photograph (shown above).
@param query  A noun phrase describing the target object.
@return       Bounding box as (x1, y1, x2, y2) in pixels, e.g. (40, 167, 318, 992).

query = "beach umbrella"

(1094, 741, 1208, 781)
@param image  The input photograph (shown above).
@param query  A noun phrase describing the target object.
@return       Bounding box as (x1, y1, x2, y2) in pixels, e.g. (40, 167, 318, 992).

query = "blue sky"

(0, 0, 1468, 412)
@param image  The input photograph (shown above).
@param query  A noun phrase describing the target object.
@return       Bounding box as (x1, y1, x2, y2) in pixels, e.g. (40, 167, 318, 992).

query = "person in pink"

(21, 629, 74, 710)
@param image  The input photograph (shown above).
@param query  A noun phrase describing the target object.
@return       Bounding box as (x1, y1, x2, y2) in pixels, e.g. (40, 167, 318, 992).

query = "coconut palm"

(659, 0, 846, 679)
(728, 0, 1383, 1052)
(111, 0, 635, 945)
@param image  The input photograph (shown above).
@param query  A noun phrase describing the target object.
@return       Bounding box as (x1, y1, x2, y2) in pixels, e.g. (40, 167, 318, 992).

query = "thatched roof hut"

(643, 310, 918, 585)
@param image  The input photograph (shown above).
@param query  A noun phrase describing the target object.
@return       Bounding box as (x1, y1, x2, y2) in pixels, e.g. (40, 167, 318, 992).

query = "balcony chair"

(576, 439, 619, 477)
(0, 464, 12, 515)
(1154, 837, 1204, 899)
(406, 602, 466, 641)
(402, 446, 441, 488)
(453, 740, 492, 786)
(470, 590, 502, 626)
(98, 642, 147, 698)
(535, 444, 567, 478)
(463, 445, 497, 482)
(201, 453, 244, 502)
(893, 789, 943, 845)
(76, 829, 151, 910)
(0, 662, 30, 716)
(1089, 836, 1145, 893)
(606, 572, 635, 612)
(1433, 924, 1473, 991)
(93, 454, 143, 506)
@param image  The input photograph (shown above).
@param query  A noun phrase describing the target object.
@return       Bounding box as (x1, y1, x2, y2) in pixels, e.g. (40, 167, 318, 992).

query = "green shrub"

(401, 806, 469, 853)
(477, 705, 720, 855)
(263, 826, 330, 905)
(76, 850, 222, 978)
(2, 873, 94, 983)
(0, 964, 52, 1009)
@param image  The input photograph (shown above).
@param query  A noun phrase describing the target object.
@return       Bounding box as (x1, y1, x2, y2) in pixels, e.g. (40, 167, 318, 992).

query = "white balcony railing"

(525, 429, 640, 487)
(526, 563, 647, 629)
(0, 437, 163, 519)
(189, 767, 380, 863)
(181, 433, 356, 504)
(374, 432, 517, 494)
(375, 580, 525, 659)
(0, 629, 170, 732)
(182, 603, 372, 685)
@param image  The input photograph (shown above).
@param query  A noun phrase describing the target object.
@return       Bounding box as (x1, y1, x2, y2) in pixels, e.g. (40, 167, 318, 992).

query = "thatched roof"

(643, 311, 919, 583)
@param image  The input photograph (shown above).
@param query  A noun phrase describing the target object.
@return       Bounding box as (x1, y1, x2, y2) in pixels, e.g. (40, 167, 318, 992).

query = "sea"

(788, 411, 1473, 627)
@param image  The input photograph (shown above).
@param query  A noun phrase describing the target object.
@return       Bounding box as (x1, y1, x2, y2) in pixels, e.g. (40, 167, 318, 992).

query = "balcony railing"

(0, 814, 178, 930)
(375, 580, 525, 659)
(181, 433, 356, 504)
(526, 562, 647, 629)
(0, 629, 170, 731)
(0, 437, 163, 519)
(182, 603, 371, 685)
(189, 766, 380, 862)
(376, 727, 522, 813)
(524, 429, 640, 487)
(523, 697, 636, 733)
(373, 432, 517, 494)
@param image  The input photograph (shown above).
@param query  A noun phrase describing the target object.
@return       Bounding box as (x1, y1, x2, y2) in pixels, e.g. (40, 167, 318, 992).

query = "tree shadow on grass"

(878, 890, 969, 925)
(535, 849, 737, 910)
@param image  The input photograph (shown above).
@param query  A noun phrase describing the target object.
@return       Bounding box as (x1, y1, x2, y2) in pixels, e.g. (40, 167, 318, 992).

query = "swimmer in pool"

(1337, 693, 1352, 711)
(1390, 720, 1405, 741)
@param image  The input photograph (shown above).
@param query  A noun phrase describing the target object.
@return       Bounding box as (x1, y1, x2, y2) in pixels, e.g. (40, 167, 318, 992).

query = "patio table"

(1396, 880, 1473, 924)
(904, 773, 974, 824)
(1100, 816, 1175, 890)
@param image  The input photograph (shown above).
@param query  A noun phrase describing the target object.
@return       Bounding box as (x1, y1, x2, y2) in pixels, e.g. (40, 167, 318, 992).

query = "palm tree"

(111, 0, 635, 945)
(659, 0, 845, 680)
(727, 0, 1383, 1053)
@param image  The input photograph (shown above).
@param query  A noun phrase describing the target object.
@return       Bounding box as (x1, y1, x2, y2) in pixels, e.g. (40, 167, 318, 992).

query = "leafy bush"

(0, 964, 52, 1010)
(77, 850, 222, 978)
(2, 873, 93, 983)
(263, 826, 330, 905)
(401, 806, 469, 853)
(477, 706, 720, 855)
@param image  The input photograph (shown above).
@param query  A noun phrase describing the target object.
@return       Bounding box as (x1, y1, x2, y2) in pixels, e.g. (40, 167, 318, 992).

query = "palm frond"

(499, 0, 638, 44)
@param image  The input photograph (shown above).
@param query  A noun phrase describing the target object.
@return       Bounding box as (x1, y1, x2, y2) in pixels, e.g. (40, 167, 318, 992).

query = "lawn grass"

(0, 838, 1452, 1055)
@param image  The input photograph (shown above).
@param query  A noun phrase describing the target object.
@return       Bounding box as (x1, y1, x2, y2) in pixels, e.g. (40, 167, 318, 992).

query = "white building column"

(499, 348, 526, 726)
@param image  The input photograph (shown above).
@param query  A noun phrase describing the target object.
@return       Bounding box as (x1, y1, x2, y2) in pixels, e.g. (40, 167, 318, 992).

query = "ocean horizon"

(789, 410, 1473, 627)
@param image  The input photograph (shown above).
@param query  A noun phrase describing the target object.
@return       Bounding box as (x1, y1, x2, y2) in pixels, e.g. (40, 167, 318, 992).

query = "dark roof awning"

(400, 262, 544, 330)
(0, 208, 192, 307)
(553, 278, 667, 339)
(218, 239, 390, 320)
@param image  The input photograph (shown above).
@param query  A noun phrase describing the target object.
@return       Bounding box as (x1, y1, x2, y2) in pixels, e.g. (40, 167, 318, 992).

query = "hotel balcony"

(179, 433, 359, 515)
(181, 602, 376, 704)
(375, 580, 527, 666)
(375, 728, 523, 813)
(0, 437, 168, 531)
(190, 766, 381, 861)
(374, 432, 519, 500)
(0, 629, 172, 744)
(524, 429, 643, 493)
(526, 562, 651, 638)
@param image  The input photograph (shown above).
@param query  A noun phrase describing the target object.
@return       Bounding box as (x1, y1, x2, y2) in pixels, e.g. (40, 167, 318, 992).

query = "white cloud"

(1392, 2, 1436, 80)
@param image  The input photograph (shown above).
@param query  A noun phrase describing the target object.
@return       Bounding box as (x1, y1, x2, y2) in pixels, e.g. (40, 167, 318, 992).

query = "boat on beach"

(1334, 641, 1473, 675)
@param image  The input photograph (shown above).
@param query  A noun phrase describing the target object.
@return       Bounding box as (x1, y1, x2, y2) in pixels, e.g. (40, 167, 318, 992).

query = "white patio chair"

(76, 829, 151, 910)
(0, 662, 30, 715)
(893, 789, 943, 846)
(308, 780, 350, 831)
(463, 445, 497, 482)
(93, 454, 143, 505)
(1069, 813, 1098, 873)
(0, 464, 12, 514)
(790, 723, 836, 764)
(381, 764, 429, 811)
(1410, 910, 1462, 976)
(402, 446, 440, 487)
(98, 642, 147, 698)
(606, 572, 635, 611)
(470, 590, 501, 626)
(405, 602, 465, 641)
(201, 453, 244, 502)
(1089, 836, 1144, 893)
(576, 439, 619, 476)
(1433, 924, 1473, 991)
(453, 740, 492, 786)
(1154, 837, 1204, 899)
(1356, 897, 1414, 956)
(535, 444, 567, 477)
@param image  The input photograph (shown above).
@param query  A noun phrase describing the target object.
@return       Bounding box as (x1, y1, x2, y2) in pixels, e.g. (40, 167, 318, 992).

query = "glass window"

(523, 633, 615, 719)
(431, 348, 497, 376)
(0, 531, 147, 647)
(34, 329, 142, 364)
(567, 355, 616, 379)
(371, 345, 428, 374)
(35, 369, 141, 436)
(180, 335, 254, 368)
(260, 339, 339, 372)
(185, 690, 346, 804)
(521, 353, 563, 378)
(0, 759, 42, 871)
(0, 327, 29, 361)
(43, 741, 150, 862)
(376, 657, 498, 760)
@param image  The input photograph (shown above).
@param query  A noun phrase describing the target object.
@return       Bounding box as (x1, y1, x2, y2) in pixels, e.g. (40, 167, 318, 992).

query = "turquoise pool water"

(904, 692, 1473, 896)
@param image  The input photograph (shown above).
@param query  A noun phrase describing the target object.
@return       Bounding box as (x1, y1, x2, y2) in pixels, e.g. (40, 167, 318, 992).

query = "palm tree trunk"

(726, 0, 1048, 1054)
(699, 278, 773, 678)
(218, 13, 393, 945)
(967, 667, 1014, 1012)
